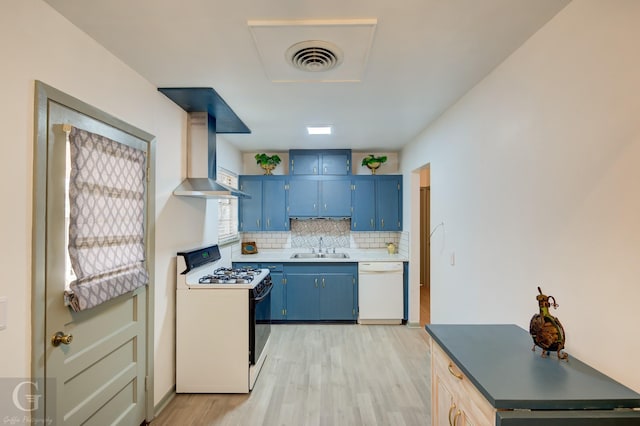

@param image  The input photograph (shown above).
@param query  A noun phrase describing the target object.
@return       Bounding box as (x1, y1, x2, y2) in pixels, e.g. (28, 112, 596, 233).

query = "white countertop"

(232, 248, 408, 263)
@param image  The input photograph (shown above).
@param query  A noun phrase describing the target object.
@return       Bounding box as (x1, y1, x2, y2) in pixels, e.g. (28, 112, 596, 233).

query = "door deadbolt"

(51, 331, 73, 347)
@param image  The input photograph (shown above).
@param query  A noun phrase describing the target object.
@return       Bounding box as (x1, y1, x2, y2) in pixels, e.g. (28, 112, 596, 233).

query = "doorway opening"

(419, 167, 430, 327)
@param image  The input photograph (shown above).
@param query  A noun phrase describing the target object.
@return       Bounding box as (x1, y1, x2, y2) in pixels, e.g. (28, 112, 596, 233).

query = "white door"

(33, 83, 153, 424)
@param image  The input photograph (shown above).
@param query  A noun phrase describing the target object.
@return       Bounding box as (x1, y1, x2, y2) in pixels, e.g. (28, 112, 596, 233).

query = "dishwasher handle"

(358, 262, 403, 273)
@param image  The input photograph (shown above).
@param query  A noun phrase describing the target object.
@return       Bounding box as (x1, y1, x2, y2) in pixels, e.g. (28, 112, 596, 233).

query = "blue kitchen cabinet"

(261, 263, 285, 320)
(321, 152, 351, 175)
(350, 175, 402, 231)
(289, 149, 351, 175)
(376, 176, 402, 231)
(285, 273, 320, 320)
(288, 176, 351, 217)
(321, 178, 351, 216)
(350, 176, 376, 231)
(283, 263, 357, 321)
(318, 273, 356, 320)
(262, 178, 288, 231)
(238, 176, 288, 231)
(288, 178, 319, 217)
(238, 178, 263, 231)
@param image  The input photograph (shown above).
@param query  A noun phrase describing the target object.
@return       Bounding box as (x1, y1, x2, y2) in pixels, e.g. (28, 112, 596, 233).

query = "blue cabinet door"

(285, 273, 319, 320)
(261, 263, 285, 320)
(290, 150, 351, 175)
(288, 178, 319, 217)
(262, 177, 288, 231)
(321, 153, 350, 175)
(351, 176, 376, 231)
(321, 178, 352, 216)
(290, 154, 319, 175)
(319, 273, 355, 320)
(239, 177, 263, 231)
(376, 176, 402, 231)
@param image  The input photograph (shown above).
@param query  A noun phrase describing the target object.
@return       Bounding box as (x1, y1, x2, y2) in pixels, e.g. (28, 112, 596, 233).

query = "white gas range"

(176, 245, 272, 393)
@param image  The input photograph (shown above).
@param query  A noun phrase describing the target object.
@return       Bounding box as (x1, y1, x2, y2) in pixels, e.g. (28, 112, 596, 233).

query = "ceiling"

(44, 0, 570, 153)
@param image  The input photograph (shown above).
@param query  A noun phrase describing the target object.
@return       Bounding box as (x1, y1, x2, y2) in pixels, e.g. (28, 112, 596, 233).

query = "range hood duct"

(159, 87, 251, 199)
(173, 113, 250, 199)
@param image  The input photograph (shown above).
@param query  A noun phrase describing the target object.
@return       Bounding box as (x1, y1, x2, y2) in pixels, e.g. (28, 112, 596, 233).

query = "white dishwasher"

(358, 262, 404, 324)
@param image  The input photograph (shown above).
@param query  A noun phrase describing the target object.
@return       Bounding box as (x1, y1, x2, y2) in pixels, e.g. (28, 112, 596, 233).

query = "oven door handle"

(253, 281, 273, 302)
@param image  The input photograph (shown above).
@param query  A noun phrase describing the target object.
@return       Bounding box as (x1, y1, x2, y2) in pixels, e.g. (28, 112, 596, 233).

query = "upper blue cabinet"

(288, 176, 351, 218)
(290, 149, 351, 175)
(351, 175, 402, 231)
(239, 176, 289, 231)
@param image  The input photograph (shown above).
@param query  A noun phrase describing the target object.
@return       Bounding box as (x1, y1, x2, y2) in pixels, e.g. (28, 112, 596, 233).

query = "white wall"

(401, 0, 640, 392)
(0, 0, 224, 407)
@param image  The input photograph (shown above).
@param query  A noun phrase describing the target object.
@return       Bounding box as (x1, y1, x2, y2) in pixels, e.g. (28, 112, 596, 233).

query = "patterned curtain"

(64, 127, 149, 312)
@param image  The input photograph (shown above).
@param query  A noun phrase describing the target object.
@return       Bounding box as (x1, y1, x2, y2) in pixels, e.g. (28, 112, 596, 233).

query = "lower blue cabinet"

(234, 262, 358, 321)
(284, 263, 357, 321)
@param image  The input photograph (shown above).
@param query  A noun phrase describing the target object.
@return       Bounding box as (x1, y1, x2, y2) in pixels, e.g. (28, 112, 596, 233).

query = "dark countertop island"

(426, 324, 640, 425)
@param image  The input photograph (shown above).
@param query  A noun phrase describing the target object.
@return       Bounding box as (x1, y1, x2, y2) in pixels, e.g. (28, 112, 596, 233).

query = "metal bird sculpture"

(529, 286, 568, 360)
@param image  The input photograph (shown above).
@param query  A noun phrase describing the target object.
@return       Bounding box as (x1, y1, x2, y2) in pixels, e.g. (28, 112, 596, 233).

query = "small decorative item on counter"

(361, 154, 387, 174)
(254, 153, 281, 175)
(529, 286, 568, 360)
(386, 242, 396, 254)
(241, 241, 258, 254)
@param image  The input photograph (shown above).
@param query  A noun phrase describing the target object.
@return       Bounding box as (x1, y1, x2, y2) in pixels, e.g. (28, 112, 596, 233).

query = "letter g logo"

(12, 381, 42, 412)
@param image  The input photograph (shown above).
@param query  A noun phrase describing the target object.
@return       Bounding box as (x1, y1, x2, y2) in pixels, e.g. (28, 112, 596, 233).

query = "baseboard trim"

(405, 322, 422, 329)
(153, 385, 176, 419)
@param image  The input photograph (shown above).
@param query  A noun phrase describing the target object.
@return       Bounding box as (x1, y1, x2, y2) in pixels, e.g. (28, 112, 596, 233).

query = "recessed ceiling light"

(307, 126, 332, 135)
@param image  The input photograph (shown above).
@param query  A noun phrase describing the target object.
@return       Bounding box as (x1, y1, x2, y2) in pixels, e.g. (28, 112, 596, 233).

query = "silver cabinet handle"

(381, 218, 385, 229)
(314, 278, 318, 288)
(267, 218, 271, 227)
(257, 219, 260, 227)
(370, 218, 374, 228)
(322, 277, 325, 288)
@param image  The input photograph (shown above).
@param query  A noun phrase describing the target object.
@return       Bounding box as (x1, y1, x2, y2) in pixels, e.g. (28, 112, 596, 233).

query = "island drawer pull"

(448, 363, 463, 380)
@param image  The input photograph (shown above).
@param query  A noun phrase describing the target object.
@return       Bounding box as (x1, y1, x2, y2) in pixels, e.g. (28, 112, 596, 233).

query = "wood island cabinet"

(426, 324, 640, 426)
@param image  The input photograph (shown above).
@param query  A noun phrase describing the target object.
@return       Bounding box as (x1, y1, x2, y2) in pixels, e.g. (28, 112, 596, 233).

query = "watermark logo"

(1, 378, 54, 425)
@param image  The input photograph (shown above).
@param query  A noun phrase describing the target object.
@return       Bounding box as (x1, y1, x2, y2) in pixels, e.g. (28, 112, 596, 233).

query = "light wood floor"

(152, 324, 431, 426)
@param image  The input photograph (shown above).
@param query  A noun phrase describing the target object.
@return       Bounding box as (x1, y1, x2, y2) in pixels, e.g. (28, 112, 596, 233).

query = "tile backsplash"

(238, 218, 401, 252)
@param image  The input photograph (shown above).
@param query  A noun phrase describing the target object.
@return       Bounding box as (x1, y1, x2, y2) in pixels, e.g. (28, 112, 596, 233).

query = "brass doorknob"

(51, 331, 73, 347)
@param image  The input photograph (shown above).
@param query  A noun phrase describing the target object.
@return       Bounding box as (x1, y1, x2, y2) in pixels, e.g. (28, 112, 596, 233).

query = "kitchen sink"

(290, 252, 350, 259)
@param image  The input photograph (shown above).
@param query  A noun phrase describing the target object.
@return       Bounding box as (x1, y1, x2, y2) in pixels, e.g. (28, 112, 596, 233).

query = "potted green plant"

(254, 153, 281, 175)
(361, 154, 387, 174)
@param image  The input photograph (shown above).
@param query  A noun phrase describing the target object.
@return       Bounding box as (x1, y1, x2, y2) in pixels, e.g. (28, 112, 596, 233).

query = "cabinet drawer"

(431, 339, 495, 425)
(261, 263, 283, 272)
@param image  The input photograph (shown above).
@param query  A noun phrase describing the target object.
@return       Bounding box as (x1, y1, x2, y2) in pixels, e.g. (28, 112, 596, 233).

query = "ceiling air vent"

(286, 40, 343, 72)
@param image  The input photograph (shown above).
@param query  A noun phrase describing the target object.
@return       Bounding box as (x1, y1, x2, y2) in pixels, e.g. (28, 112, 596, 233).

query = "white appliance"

(358, 262, 404, 324)
(176, 245, 272, 393)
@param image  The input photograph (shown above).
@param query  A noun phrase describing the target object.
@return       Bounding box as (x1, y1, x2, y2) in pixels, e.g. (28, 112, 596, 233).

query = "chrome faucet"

(318, 237, 324, 253)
